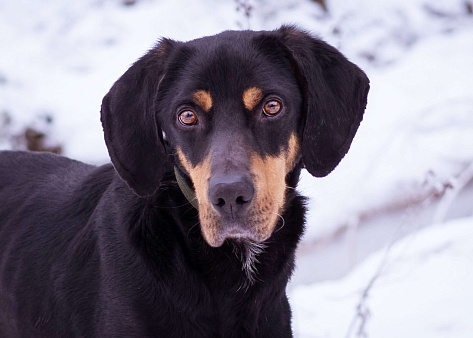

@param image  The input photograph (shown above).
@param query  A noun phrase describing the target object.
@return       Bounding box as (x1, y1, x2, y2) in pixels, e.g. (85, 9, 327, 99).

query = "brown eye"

(178, 110, 197, 125)
(263, 99, 282, 116)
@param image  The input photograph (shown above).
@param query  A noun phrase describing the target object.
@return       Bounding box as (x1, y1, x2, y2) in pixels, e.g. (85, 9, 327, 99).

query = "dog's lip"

(206, 224, 269, 248)
(225, 228, 250, 239)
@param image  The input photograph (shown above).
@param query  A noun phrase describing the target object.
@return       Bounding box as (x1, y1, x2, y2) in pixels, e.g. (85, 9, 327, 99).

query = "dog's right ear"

(101, 39, 176, 197)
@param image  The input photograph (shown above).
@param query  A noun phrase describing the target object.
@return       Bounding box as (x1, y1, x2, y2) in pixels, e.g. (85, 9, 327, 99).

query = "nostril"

(217, 198, 225, 208)
(235, 196, 248, 206)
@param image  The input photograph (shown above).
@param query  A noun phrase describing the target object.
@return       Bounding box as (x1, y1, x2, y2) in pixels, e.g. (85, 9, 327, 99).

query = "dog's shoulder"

(0, 150, 88, 177)
(0, 150, 116, 209)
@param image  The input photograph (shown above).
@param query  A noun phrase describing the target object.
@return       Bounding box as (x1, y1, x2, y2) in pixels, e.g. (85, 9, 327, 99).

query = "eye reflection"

(178, 110, 197, 125)
(263, 100, 282, 116)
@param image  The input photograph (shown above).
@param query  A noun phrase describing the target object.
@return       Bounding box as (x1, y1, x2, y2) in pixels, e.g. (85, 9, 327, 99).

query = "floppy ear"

(278, 26, 370, 177)
(101, 39, 176, 197)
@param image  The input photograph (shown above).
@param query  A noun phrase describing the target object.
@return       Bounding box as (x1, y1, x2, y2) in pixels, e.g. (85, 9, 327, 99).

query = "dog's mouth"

(204, 217, 277, 248)
(215, 226, 255, 247)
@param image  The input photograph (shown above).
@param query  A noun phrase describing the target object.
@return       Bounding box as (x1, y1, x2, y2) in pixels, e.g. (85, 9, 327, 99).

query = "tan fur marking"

(176, 148, 220, 246)
(249, 133, 300, 239)
(285, 133, 300, 173)
(250, 153, 286, 236)
(193, 90, 213, 112)
(243, 87, 263, 111)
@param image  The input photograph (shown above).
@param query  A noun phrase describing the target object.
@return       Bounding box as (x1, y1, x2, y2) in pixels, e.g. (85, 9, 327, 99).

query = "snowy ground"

(1, 0, 473, 336)
(291, 216, 473, 338)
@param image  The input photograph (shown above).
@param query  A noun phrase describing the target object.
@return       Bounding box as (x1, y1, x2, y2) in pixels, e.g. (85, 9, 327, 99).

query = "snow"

(1, 0, 473, 336)
(291, 215, 473, 338)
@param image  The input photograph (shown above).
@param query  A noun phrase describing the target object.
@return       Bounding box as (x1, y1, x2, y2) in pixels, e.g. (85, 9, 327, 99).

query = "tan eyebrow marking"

(243, 87, 263, 111)
(193, 90, 213, 112)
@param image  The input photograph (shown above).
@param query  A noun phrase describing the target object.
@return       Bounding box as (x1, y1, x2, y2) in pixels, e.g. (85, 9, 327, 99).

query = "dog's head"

(101, 26, 369, 247)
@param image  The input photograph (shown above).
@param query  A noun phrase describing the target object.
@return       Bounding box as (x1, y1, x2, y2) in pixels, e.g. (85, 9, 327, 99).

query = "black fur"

(0, 26, 369, 337)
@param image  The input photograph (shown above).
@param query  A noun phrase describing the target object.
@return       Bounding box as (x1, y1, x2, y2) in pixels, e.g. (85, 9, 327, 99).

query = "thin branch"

(432, 161, 473, 224)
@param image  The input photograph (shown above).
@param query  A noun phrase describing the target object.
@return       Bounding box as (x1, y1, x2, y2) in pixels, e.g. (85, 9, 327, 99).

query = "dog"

(0, 26, 369, 337)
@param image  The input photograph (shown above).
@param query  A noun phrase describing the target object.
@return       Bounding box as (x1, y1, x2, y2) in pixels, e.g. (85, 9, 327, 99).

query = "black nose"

(209, 174, 254, 217)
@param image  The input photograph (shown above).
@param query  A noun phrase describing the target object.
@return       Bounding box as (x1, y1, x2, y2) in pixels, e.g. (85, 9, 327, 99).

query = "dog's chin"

(202, 221, 272, 248)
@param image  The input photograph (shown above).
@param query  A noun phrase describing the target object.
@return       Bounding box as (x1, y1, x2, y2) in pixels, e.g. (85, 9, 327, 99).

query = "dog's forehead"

(176, 31, 297, 101)
(159, 30, 303, 163)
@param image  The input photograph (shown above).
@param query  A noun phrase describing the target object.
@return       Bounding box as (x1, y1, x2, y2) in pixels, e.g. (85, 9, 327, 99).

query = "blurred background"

(1, 0, 472, 336)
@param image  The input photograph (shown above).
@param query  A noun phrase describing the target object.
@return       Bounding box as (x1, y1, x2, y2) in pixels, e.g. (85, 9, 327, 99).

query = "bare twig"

(344, 174, 457, 337)
(432, 161, 473, 223)
(235, 0, 252, 29)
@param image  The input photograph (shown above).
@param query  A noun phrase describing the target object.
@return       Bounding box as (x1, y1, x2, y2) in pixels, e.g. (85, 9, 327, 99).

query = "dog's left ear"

(101, 39, 176, 197)
(278, 26, 370, 177)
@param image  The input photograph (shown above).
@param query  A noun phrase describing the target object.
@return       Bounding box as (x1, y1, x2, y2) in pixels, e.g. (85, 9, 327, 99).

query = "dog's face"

(155, 33, 303, 246)
(101, 26, 370, 248)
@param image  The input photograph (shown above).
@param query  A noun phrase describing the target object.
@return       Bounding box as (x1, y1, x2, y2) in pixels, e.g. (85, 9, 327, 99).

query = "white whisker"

(187, 222, 200, 241)
(273, 212, 286, 233)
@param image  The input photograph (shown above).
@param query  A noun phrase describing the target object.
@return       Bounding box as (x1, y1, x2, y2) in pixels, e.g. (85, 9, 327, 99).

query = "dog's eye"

(263, 100, 282, 116)
(178, 110, 197, 125)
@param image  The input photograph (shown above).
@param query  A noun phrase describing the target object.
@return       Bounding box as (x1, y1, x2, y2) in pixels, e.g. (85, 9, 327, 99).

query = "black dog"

(0, 26, 369, 337)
